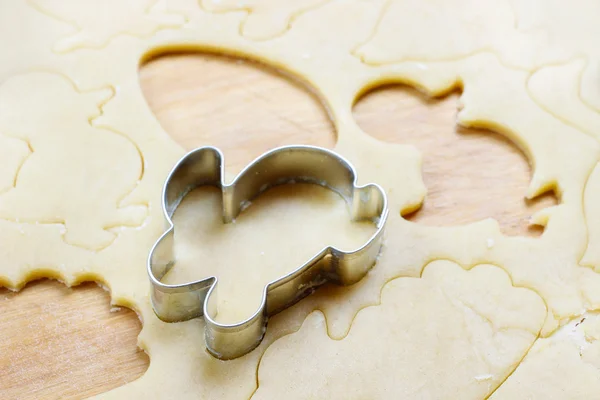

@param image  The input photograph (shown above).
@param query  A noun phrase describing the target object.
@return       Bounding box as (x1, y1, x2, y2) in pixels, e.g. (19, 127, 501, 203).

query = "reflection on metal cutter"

(148, 145, 388, 360)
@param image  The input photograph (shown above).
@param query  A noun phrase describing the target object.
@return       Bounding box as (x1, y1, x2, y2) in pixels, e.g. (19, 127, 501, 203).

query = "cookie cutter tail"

(148, 145, 388, 360)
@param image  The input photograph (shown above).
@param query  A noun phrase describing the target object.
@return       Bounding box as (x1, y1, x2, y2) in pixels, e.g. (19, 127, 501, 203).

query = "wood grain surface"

(0, 52, 557, 399)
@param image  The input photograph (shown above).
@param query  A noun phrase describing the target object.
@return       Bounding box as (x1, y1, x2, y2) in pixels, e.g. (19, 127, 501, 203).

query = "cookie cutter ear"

(148, 145, 388, 359)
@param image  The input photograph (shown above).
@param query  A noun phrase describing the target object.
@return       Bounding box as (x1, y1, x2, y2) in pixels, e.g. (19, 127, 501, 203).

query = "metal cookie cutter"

(148, 145, 388, 360)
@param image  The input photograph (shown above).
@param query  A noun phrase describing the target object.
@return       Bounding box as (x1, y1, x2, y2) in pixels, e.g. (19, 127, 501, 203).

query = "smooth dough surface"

(165, 184, 375, 324)
(1, 0, 600, 398)
(254, 260, 546, 399)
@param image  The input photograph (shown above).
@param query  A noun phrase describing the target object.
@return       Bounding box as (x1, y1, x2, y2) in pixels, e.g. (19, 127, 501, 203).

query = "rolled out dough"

(1, 0, 599, 398)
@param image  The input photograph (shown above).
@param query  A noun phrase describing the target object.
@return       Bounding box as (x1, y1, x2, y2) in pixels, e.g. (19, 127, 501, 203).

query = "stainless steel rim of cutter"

(147, 145, 388, 360)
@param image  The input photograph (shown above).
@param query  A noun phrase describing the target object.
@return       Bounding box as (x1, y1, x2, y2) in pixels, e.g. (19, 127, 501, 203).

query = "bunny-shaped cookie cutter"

(148, 145, 388, 360)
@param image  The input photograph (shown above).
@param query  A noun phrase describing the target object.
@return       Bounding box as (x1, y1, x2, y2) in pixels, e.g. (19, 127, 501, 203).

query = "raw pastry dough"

(1, 0, 599, 398)
(200, 0, 330, 40)
(490, 313, 600, 399)
(254, 260, 546, 399)
(0, 73, 146, 250)
(30, 0, 186, 52)
(164, 185, 374, 324)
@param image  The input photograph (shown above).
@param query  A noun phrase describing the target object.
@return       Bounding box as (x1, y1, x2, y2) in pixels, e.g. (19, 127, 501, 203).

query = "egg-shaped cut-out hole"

(353, 85, 557, 237)
(0, 280, 148, 399)
(139, 52, 336, 175)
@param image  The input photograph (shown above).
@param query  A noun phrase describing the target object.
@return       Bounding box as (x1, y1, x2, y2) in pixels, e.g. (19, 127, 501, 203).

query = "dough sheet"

(1, 0, 600, 398)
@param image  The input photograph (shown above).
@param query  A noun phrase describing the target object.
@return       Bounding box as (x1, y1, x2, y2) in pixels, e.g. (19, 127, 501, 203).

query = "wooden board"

(0, 53, 557, 399)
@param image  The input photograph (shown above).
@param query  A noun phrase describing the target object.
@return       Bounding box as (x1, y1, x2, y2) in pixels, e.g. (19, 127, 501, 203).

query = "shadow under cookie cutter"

(148, 145, 388, 360)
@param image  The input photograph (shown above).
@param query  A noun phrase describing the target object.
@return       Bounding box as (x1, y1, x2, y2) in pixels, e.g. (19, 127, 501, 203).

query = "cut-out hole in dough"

(353, 85, 557, 236)
(139, 52, 335, 175)
(0, 280, 148, 399)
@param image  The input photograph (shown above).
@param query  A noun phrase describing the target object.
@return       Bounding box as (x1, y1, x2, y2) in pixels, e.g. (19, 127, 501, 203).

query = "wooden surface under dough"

(0, 53, 557, 399)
